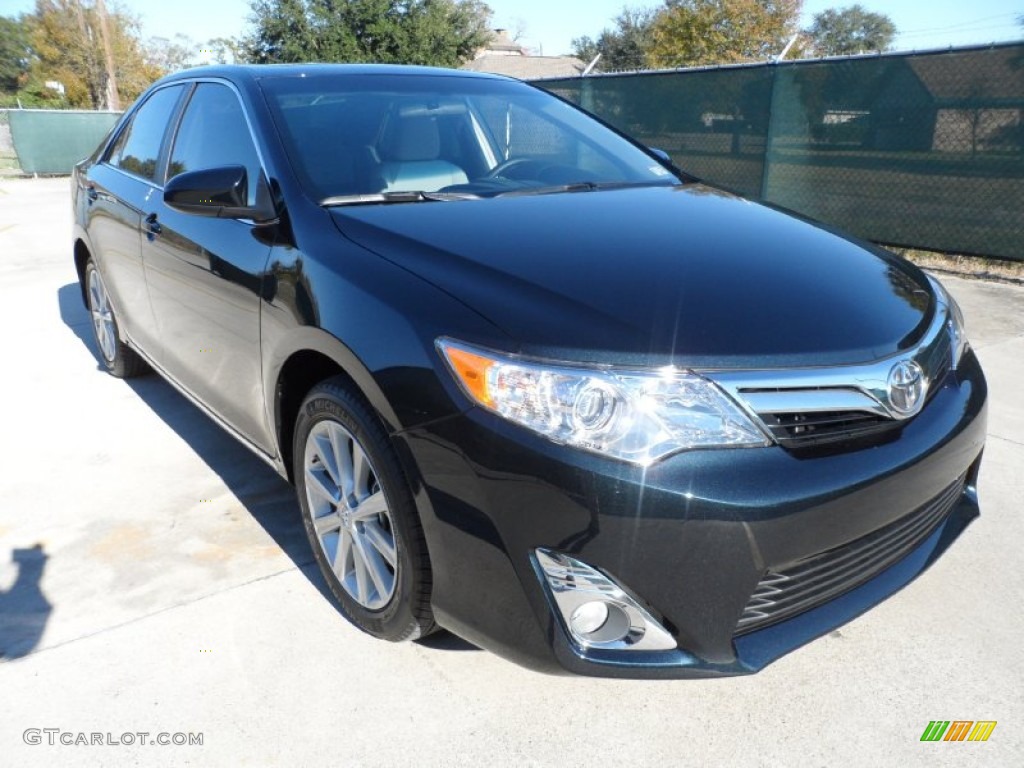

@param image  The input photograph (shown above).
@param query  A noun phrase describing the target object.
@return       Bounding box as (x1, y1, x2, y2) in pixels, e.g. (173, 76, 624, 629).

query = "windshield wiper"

(320, 190, 479, 207)
(495, 180, 675, 198)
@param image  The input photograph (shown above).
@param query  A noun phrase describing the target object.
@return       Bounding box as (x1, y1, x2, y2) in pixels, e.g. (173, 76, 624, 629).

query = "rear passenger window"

(107, 85, 183, 182)
(167, 83, 263, 205)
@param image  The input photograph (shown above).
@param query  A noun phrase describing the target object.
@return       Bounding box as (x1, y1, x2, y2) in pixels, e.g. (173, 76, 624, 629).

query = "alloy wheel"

(303, 420, 398, 610)
(87, 267, 117, 363)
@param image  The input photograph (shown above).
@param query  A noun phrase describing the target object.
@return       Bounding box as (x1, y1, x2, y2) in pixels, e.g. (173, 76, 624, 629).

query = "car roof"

(159, 63, 513, 87)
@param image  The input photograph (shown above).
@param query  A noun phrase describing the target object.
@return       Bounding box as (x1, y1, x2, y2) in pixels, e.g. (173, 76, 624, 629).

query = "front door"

(142, 82, 274, 452)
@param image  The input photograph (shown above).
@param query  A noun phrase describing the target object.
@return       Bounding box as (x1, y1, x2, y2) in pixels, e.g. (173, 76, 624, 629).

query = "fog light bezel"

(534, 548, 676, 652)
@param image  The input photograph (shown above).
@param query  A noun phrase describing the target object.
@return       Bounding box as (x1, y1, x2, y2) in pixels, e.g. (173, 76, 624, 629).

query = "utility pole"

(95, 0, 120, 110)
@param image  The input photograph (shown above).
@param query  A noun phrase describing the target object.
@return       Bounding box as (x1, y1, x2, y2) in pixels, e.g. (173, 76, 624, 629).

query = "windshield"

(259, 73, 680, 203)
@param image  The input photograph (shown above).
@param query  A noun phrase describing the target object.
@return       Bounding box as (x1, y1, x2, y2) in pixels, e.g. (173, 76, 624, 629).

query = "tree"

(203, 37, 243, 65)
(25, 1, 160, 109)
(146, 34, 198, 74)
(0, 16, 32, 93)
(646, 0, 803, 69)
(571, 7, 655, 72)
(804, 5, 896, 56)
(242, 0, 493, 68)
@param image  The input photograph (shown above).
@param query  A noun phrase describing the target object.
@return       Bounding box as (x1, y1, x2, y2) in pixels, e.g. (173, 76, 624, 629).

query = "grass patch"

(891, 247, 1024, 285)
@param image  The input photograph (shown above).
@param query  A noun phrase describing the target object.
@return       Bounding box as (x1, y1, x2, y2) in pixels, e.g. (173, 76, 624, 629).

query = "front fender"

(259, 230, 511, 470)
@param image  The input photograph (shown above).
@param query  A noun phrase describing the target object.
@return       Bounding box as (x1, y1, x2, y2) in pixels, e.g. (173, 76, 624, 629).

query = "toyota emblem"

(888, 360, 925, 416)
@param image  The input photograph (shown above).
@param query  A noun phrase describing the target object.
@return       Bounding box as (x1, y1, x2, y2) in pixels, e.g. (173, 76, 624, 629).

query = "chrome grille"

(710, 293, 955, 451)
(736, 475, 966, 635)
(757, 409, 894, 447)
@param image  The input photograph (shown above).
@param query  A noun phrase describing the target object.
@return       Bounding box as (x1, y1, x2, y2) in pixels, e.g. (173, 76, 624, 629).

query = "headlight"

(930, 277, 969, 369)
(437, 339, 770, 465)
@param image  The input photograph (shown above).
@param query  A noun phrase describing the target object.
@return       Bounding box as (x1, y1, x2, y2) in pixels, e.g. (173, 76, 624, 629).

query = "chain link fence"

(0, 110, 19, 174)
(0, 108, 121, 176)
(538, 43, 1024, 262)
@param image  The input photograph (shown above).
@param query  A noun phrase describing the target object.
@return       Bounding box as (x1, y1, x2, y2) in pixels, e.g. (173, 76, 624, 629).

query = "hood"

(330, 184, 935, 368)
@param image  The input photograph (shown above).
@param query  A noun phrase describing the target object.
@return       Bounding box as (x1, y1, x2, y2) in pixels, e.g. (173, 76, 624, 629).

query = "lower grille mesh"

(736, 475, 966, 635)
(758, 410, 894, 446)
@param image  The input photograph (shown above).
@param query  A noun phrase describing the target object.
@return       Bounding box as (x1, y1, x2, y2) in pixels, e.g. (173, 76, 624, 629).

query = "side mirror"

(649, 147, 672, 164)
(164, 165, 276, 222)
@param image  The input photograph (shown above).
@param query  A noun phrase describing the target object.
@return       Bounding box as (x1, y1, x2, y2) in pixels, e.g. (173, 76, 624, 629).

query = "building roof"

(483, 29, 526, 55)
(461, 55, 586, 80)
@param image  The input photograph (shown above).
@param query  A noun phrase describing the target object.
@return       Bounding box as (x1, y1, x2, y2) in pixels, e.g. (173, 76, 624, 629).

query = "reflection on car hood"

(330, 184, 935, 367)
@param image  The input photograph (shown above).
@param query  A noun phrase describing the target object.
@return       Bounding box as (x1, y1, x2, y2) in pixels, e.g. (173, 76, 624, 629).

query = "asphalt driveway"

(1, 177, 1021, 766)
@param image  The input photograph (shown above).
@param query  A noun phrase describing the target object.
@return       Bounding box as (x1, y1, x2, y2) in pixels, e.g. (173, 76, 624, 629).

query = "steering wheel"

(485, 158, 550, 180)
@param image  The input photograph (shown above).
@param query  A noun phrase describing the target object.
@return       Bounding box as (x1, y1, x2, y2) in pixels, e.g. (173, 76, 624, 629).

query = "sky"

(1, 0, 1021, 58)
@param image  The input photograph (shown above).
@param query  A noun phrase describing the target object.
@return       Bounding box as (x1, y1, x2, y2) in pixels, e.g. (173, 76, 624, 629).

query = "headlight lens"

(931, 277, 969, 369)
(437, 339, 770, 465)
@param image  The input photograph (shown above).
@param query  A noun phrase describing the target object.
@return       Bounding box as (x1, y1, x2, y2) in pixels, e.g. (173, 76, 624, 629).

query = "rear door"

(141, 81, 275, 452)
(82, 84, 186, 357)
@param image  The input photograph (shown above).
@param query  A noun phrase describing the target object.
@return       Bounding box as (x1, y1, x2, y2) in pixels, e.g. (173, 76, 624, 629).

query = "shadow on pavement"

(57, 282, 321, 593)
(0, 545, 52, 660)
(57, 282, 478, 652)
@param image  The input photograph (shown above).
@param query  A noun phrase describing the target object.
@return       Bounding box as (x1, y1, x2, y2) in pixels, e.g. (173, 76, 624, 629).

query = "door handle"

(144, 213, 162, 238)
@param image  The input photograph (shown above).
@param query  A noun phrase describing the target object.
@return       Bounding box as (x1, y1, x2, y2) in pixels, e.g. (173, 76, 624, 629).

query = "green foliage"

(242, 0, 493, 68)
(146, 33, 198, 74)
(24, 1, 160, 109)
(647, 0, 803, 69)
(203, 37, 243, 64)
(571, 7, 655, 72)
(805, 4, 896, 56)
(0, 15, 32, 93)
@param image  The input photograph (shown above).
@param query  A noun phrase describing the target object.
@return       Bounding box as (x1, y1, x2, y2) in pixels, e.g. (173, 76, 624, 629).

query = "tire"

(293, 378, 435, 641)
(84, 259, 148, 378)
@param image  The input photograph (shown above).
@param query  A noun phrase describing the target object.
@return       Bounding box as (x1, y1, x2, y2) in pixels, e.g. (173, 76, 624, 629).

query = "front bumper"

(396, 349, 987, 678)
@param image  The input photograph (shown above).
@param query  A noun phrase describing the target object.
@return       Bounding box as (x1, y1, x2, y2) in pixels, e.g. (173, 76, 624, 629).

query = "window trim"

(163, 78, 271, 192)
(102, 83, 188, 187)
(100, 77, 271, 195)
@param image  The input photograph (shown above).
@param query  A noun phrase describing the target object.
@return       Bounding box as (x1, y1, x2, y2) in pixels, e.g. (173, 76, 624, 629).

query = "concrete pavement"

(0, 177, 1021, 766)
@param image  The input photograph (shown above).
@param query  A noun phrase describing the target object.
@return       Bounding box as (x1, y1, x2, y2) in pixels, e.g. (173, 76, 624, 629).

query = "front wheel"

(293, 379, 435, 641)
(85, 259, 148, 378)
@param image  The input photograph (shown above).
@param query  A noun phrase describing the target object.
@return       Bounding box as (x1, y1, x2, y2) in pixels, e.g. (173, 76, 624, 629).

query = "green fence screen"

(6, 109, 120, 175)
(538, 43, 1024, 261)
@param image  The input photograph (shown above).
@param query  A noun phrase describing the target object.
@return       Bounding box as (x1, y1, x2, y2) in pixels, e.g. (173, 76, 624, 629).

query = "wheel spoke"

(313, 432, 340, 486)
(361, 519, 397, 569)
(333, 528, 352, 578)
(352, 540, 370, 604)
(88, 277, 102, 310)
(331, 426, 355, 499)
(352, 442, 372, 498)
(305, 466, 338, 507)
(350, 490, 387, 521)
(354, 532, 391, 598)
(313, 511, 342, 537)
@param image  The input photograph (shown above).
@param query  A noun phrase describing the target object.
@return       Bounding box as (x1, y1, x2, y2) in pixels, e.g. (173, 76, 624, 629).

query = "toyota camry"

(71, 64, 987, 678)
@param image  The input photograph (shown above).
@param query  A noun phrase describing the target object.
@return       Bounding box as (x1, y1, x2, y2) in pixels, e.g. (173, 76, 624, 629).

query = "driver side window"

(168, 83, 263, 206)
(107, 85, 184, 182)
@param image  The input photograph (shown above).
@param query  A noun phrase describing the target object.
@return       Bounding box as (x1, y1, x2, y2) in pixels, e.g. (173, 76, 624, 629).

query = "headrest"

(382, 115, 441, 162)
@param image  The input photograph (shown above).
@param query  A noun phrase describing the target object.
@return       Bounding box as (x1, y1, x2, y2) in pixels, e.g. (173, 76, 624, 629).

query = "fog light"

(534, 549, 676, 652)
(570, 601, 610, 635)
